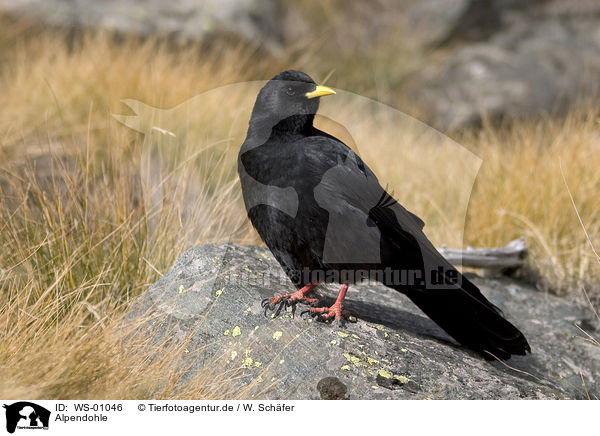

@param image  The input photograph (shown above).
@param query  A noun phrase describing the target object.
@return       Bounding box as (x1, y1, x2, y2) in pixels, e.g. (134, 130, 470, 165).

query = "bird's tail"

(367, 190, 529, 359)
(398, 276, 530, 359)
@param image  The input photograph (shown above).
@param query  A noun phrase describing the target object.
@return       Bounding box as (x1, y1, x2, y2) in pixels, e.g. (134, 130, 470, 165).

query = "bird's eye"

(285, 87, 295, 96)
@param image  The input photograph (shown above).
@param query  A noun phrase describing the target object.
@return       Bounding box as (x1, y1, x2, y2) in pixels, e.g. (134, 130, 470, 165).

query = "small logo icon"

(3, 402, 50, 434)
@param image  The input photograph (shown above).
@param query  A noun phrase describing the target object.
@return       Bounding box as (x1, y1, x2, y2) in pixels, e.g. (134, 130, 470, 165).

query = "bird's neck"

(247, 113, 315, 144)
(272, 114, 314, 135)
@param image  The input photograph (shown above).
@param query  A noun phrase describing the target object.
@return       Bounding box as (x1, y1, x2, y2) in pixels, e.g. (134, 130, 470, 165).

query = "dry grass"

(460, 111, 600, 294)
(0, 23, 283, 399)
(0, 19, 599, 398)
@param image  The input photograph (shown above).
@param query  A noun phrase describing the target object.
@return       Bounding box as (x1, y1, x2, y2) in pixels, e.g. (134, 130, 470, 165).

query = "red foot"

(309, 304, 350, 320)
(306, 283, 351, 322)
(268, 291, 317, 306)
(262, 282, 319, 317)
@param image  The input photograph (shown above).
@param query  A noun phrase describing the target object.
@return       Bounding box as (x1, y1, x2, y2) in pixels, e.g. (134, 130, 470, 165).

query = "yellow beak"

(305, 85, 336, 99)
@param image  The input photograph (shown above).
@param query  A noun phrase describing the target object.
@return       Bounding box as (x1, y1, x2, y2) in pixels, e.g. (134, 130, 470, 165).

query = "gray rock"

(404, 0, 507, 48)
(0, 0, 283, 50)
(407, 5, 600, 130)
(128, 243, 600, 399)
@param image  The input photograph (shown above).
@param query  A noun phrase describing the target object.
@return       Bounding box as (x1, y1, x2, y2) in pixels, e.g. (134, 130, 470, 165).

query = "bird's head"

(249, 70, 336, 134)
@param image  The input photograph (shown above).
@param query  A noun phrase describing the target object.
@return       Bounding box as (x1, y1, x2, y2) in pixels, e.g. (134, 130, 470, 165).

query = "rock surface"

(406, 0, 600, 129)
(128, 243, 600, 399)
(0, 0, 284, 50)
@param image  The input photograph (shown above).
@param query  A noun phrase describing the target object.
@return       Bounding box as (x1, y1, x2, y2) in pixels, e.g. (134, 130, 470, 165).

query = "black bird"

(238, 70, 530, 359)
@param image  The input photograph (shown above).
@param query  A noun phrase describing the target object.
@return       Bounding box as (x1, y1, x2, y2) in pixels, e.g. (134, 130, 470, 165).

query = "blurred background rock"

(1, 0, 599, 130)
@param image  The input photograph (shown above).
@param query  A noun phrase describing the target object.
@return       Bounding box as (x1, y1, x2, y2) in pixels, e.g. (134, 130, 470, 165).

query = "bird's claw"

(300, 304, 355, 325)
(261, 293, 318, 318)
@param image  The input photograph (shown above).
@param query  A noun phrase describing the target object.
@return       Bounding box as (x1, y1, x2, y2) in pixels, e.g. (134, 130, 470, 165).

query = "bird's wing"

(301, 135, 486, 293)
(296, 136, 427, 266)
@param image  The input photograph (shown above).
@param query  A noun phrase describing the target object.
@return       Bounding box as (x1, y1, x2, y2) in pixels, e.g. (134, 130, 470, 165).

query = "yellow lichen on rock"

(377, 369, 392, 379)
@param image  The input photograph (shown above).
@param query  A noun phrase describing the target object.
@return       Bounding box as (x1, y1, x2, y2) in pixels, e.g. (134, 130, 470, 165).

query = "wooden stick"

(438, 238, 527, 271)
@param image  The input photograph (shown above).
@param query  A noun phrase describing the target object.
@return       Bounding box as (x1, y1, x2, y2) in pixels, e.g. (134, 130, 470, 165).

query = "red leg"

(308, 283, 350, 321)
(262, 282, 320, 317)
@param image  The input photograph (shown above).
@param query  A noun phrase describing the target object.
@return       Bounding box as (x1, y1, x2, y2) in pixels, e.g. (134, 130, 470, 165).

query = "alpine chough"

(238, 70, 530, 359)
